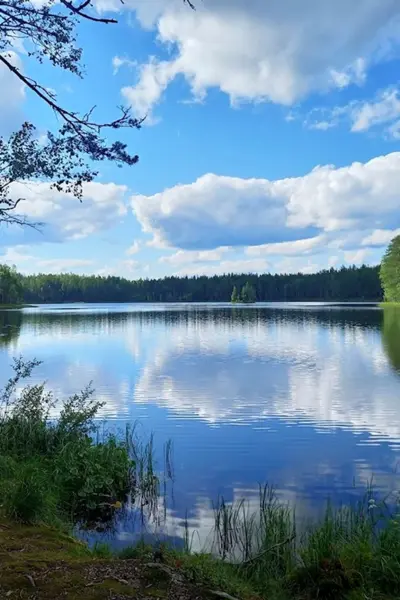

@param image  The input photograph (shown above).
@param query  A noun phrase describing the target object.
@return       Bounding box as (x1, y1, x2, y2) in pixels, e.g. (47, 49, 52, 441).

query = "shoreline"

(2, 487, 400, 600)
(0, 303, 35, 309)
(1, 300, 382, 307)
(380, 302, 400, 307)
(0, 520, 219, 600)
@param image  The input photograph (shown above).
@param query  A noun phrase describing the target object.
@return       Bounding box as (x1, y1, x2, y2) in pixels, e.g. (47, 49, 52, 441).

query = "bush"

(54, 435, 133, 519)
(0, 358, 136, 526)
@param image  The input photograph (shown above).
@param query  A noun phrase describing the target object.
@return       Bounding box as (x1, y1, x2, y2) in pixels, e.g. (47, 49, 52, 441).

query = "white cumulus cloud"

(132, 153, 400, 251)
(246, 236, 326, 257)
(304, 86, 400, 137)
(361, 228, 400, 246)
(118, 0, 400, 119)
(174, 258, 269, 276)
(160, 247, 230, 266)
(112, 55, 137, 74)
(1, 181, 128, 246)
(0, 247, 94, 274)
(351, 87, 400, 132)
(126, 240, 142, 255)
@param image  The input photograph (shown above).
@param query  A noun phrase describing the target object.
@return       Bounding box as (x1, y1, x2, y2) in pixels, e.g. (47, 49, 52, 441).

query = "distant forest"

(21, 265, 382, 303)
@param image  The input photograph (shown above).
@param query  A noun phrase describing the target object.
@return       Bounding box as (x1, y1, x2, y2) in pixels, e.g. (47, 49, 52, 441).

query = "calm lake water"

(1, 303, 400, 549)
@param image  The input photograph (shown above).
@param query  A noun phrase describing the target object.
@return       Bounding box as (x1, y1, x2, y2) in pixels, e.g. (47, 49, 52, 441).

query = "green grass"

(115, 485, 400, 600)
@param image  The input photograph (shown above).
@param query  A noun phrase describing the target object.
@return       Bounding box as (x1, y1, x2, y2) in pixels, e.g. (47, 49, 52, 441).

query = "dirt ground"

(0, 521, 226, 600)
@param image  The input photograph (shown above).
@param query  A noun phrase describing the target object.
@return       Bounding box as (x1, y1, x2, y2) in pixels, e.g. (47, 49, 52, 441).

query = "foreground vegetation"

(0, 358, 139, 527)
(0, 519, 212, 600)
(2, 484, 400, 599)
(2, 359, 400, 599)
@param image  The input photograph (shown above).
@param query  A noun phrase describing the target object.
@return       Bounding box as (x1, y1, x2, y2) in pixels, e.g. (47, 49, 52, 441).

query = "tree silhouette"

(0, 0, 194, 226)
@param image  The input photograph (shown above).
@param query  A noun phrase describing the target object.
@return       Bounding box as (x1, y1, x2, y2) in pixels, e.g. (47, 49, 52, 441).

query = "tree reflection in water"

(382, 307, 400, 374)
(0, 310, 22, 348)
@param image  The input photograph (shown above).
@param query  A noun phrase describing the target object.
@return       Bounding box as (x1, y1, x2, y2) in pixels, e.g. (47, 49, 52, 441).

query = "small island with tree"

(231, 281, 257, 304)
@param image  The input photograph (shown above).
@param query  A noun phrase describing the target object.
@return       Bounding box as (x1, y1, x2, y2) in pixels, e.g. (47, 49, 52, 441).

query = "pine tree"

(380, 235, 400, 302)
(240, 281, 256, 303)
(231, 286, 239, 303)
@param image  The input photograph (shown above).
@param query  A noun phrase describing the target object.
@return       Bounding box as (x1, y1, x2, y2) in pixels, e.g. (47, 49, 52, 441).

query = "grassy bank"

(183, 487, 400, 600)
(2, 488, 400, 599)
(0, 519, 220, 599)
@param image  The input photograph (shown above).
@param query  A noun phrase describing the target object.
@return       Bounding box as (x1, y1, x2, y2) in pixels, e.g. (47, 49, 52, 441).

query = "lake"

(1, 303, 400, 550)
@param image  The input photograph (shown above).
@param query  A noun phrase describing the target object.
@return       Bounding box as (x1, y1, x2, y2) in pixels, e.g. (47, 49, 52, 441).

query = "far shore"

(0, 304, 35, 309)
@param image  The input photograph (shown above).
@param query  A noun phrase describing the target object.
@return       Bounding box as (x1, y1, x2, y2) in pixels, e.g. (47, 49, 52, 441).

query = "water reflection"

(1, 304, 400, 549)
(0, 310, 22, 348)
(382, 307, 400, 374)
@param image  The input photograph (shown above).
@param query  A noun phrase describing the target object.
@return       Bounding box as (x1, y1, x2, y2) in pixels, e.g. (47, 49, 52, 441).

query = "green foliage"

(381, 235, 400, 302)
(19, 264, 382, 303)
(201, 486, 400, 600)
(382, 307, 400, 373)
(91, 542, 113, 558)
(134, 488, 400, 599)
(240, 281, 256, 303)
(231, 285, 239, 303)
(118, 541, 154, 560)
(0, 358, 135, 525)
(0, 264, 23, 304)
(172, 551, 257, 599)
(55, 436, 133, 518)
(0, 0, 143, 227)
(2, 461, 59, 525)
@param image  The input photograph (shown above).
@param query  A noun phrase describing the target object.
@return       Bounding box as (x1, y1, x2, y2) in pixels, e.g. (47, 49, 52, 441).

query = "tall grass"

(175, 484, 400, 599)
(0, 357, 137, 526)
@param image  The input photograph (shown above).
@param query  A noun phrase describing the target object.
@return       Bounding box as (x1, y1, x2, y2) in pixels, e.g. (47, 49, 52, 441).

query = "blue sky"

(1, 0, 400, 278)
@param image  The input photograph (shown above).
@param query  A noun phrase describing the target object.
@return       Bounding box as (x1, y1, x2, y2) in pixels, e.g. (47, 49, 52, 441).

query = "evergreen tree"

(380, 235, 400, 302)
(231, 286, 239, 303)
(240, 281, 256, 303)
(0, 264, 382, 304)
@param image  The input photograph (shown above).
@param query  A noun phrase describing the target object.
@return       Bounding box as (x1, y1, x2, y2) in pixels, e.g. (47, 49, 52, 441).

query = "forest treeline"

(17, 265, 382, 303)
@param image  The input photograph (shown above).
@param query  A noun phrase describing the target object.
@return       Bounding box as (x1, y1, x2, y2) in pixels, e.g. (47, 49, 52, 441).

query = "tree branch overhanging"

(0, 0, 195, 227)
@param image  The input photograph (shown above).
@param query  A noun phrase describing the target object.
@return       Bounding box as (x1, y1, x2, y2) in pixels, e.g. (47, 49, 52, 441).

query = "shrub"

(0, 358, 136, 526)
(54, 435, 134, 519)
